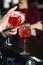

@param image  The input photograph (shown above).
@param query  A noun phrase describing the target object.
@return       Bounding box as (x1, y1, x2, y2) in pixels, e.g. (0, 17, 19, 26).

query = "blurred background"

(0, 0, 43, 21)
(0, 0, 43, 65)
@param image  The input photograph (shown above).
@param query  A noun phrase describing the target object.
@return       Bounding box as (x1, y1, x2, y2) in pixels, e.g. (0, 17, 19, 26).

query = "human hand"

(0, 6, 17, 32)
(1, 28, 17, 37)
(0, 6, 25, 32)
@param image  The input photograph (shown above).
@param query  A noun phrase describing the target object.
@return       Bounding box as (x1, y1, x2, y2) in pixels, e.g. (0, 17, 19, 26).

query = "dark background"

(0, 0, 43, 59)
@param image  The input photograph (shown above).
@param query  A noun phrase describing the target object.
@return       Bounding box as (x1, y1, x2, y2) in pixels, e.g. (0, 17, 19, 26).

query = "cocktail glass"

(18, 23, 31, 55)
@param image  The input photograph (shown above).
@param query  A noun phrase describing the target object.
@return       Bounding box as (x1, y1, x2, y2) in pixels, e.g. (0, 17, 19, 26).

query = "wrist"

(30, 24, 36, 30)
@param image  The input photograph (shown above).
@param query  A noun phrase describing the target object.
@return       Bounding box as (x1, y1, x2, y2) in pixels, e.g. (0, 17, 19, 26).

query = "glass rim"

(19, 23, 30, 28)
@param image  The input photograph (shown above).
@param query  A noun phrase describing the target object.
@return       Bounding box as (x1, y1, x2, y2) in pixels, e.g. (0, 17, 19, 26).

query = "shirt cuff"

(31, 29, 36, 36)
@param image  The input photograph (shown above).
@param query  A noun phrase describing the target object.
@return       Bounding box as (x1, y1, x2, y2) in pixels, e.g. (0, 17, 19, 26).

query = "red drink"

(18, 24, 31, 55)
(9, 16, 21, 28)
(19, 26, 31, 39)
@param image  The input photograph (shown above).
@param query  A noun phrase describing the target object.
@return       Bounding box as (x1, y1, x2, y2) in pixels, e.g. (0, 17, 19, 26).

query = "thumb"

(8, 6, 17, 14)
(11, 6, 17, 11)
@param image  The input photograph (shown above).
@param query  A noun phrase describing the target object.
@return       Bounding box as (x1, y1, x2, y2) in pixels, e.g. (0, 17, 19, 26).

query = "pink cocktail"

(19, 25, 31, 39)
(18, 24, 31, 55)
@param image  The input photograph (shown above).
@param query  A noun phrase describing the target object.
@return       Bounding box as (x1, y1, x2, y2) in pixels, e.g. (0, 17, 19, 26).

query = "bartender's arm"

(30, 21, 42, 31)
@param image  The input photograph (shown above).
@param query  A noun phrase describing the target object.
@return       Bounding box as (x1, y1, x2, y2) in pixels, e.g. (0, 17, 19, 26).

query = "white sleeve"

(31, 29, 36, 36)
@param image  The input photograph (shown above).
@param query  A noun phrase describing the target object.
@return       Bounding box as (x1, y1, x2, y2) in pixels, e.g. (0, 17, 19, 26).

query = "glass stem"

(24, 39, 26, 52)
(7, 37, 10, 44)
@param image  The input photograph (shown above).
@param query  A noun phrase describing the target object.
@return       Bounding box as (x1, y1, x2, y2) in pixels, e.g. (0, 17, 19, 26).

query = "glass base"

(19, 51, 30, 55)
(5, 42, 13, 46)
(7, 43, 13, 46)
